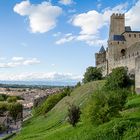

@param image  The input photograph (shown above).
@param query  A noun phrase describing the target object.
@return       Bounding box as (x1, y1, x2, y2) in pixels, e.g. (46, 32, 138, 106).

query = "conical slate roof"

(99, 45, 105, 53)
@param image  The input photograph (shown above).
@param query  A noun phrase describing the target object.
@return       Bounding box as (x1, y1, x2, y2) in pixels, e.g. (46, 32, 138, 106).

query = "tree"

(8, 103, 23, 124)
(105, 67, 130, 90)
(85, 89, 129, 125)
(82, 67, 102, 84)
(68, 104, 81, 127)
(75, 82, 81, 88)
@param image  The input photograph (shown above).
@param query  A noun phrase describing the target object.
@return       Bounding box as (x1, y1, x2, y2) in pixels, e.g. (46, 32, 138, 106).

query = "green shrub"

(7, 96, 17, 103)
(75, 82, 81, 88)
(83, 67, 102, 84)
(63, 86, 73, 96)
(85, 89, 130, 125)
(67, 104, 81, 127)
(0, 94, 8, 101)
(0, 124, 6, 132)
(113, 120, 136, 135)
(7, 103, 23, 124)
(0, 102, 8, 114)
(105, 67, 130, 90)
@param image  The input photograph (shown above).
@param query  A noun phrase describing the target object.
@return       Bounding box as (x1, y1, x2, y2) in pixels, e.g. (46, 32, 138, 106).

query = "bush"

(0, 124, 6, 132)
(0, 102, 8, 114)
(7, 96, 17, 103)
(75, 82, 81, 88)
(0, 94, 8, 101)
(68, 104, 81, 127)
(63, 86, 73, 96)
(85, 89, 130, 125)
(113, 120, 136, 135)
(83, 67, 102, 84)
(0, 95, 5, 101)
(105, 67, 130, 90)
(7, 103, 23, 124)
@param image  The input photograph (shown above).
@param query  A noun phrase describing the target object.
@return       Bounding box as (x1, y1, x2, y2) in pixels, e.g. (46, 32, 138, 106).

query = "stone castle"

(95, 13, 140, 93)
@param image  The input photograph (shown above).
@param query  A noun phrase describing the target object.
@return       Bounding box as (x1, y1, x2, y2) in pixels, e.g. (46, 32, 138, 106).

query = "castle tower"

(108, 13, 126, 72)
(95, 45, 106, 66)
(95, 45, 107, 76)
(109, 13, 125, 40)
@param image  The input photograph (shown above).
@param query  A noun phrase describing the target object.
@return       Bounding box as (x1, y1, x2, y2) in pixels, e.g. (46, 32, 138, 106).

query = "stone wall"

(123, 32, 140, 48)
(96, 61, 108, 77)
(135, 56, 140, 94)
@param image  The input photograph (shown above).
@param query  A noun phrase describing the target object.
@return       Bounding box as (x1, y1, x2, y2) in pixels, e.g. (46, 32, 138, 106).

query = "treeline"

(0, 94, 23, 102)
(0, 83, 64, 89)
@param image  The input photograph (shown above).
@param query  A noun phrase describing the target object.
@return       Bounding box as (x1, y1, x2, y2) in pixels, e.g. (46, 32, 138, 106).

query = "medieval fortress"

(95, 13, 140, 93)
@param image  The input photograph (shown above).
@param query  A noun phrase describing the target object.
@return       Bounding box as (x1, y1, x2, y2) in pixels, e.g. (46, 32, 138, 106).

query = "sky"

(0, 0, 140, 83)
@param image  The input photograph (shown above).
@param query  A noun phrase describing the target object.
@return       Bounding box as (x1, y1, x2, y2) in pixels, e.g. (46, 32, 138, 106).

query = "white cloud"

(71, 3, 127, 35)
(0, 57, 6, 61)
(56, 2, 131, 46)
(14, 1, 62, 33)
(56, 34, 76, 45)
(59, 0, 74, 5)
(23, 58, 40, 65)
(12, 57, 24, 61)
(53, 32, 61, 37)
(126, 0, 140, 30)
(56, 33, 107, 46)
(0, 72, 82, 82)
(0, 57, 40, 68)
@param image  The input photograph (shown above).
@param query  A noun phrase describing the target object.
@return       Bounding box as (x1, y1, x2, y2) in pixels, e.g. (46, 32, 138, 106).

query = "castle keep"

(95, 13, 140, 93)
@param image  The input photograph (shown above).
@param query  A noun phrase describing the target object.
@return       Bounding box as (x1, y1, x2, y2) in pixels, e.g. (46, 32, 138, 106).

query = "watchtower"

(109, 13, 125, 40)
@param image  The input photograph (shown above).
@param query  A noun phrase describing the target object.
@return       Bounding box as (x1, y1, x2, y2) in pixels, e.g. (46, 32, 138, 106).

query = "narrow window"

(129, 34, 131, 37)
(134, 34, 136, 38)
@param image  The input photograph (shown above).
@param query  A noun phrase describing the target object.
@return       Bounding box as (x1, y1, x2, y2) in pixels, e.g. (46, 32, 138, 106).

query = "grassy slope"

(14, 81, 104, 140)
(14, 81, 140, 140)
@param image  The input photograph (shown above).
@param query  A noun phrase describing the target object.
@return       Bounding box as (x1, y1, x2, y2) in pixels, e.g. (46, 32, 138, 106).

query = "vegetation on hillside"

(105, 67, 131, 90)
(0, 95, 23, 133)
(84, 89, 130, 125)
(34, 86, 73, 116)
(82, 66, 102, 83)
(13, 66, 140, 140)
(67, 104, 81, 127)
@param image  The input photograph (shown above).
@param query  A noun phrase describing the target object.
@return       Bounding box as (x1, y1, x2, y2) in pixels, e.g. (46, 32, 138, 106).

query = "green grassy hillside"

(14, 81, 104, 140)
(14, 81, 140, 140)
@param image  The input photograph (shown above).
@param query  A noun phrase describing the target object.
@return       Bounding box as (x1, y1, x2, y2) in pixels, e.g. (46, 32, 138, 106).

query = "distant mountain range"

(0, 80, 78, 86)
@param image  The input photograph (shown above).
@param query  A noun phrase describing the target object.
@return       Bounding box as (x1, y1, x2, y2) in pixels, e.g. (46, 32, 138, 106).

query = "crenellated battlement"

(111, 13, 125, 18)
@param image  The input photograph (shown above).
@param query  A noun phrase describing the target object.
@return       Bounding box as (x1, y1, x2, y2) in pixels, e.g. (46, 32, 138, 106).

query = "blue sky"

(0, 0, 139, 83)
